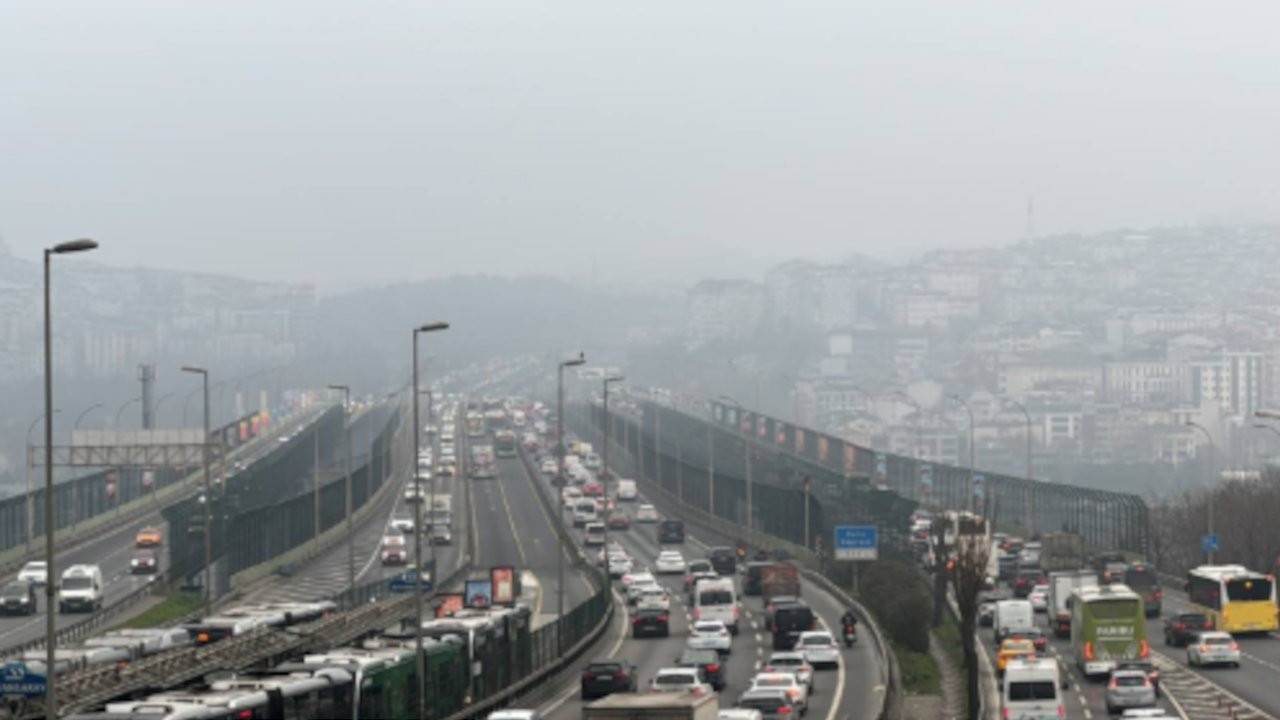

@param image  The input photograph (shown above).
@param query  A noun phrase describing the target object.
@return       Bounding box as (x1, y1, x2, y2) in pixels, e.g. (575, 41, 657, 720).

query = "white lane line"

(816, 613, 847, 720)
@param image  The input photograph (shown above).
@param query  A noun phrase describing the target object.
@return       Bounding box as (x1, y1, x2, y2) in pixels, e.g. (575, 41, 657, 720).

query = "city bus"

(1186, 565, 1279, 634)
(469, 445, 497, 479)
(494, 430, 517, 458)
(1070, 584, 1148, 677)
(465, 412, 486, 439)
(1124, 562, 1162, 617)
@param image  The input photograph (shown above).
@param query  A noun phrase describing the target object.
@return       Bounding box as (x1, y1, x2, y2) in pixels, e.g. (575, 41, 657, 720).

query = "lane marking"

(494, 470, 529, 566)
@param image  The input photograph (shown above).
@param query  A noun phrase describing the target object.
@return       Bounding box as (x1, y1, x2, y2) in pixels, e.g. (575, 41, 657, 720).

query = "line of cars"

(2, 525, 164, 618)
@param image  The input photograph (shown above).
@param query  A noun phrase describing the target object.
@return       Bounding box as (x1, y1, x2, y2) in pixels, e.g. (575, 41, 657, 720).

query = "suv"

(0, 580, 38, 616)
(676, 648, 725, 690)
(708, 547, 737, 576)
(658, 519, 685, 544)
(580, 658, 638, 700)
(1164, 612, 1212, 647)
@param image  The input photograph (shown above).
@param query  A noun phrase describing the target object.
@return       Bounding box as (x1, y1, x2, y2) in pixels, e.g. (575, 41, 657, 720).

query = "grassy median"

(114, 591, 205, 629)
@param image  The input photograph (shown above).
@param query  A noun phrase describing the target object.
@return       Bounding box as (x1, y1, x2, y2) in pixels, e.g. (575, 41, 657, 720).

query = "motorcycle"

(843, 623, 857, 647)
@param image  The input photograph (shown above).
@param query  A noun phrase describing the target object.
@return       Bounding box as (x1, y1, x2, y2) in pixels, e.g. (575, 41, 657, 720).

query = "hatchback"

(1105, 669, 1156, 714)
(1187, 631, 1240, 667)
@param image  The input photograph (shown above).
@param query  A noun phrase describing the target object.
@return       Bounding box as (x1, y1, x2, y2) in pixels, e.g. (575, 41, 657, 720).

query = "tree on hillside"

(951, 531, 991, 720)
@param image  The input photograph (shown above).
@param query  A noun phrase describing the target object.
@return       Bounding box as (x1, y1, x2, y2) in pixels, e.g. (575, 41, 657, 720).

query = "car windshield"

(699, 590, 733, 604)
(63, 577, 92, 590)
(694, 622, 722, 632)
(1114, 674, 1146, 687)
(655, 674, 695, 685)
(1, 583, 27, 597)
(756, 677, 792, 687)
(802, 634, 832, 645)
(771, 657, 802, 666)
(24, 563, 45, 571)
(1204, 636, 1232, 646)
(588, 663, 621, 674)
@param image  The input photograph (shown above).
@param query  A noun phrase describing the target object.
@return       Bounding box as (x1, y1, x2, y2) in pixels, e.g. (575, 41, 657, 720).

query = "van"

(993, 599, 1035, 645)
(694, 577, 739, 635)
(616, 479, 638, 501)
(58, 564, 104, 613)
(1001, 657, 1065, 719)
(584, 523, 607, 547)
(771, 601, 816, 650)
(573, 500, 599, 528)
(658, 519, 685, 544)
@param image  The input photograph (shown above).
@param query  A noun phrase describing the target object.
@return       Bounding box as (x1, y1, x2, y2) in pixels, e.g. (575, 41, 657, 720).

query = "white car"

(718, 712, 764, 720)
(655, 551, 687, 575)
(1028, 589, 1048, 613)
(750, 672, 809, 714)
(636, 504, 660, 523)
(687, 620, 732, 654)
(636, 586, 671, 612)
(17, 562, 47, 585)
(1187, 631, 1240, 667)
(608, 555, 635, 577)
(390, 517, 414, 534)
(561, 488, 584, 510)
(648, 667, 712, 697)
(764, 652, 814, 691)
(796, 630, 840, 669)
(622, 571, 655, 590)
(597, 542, 627, 564)
(628, 580, 663, 605)
(540, 459, 557, 475)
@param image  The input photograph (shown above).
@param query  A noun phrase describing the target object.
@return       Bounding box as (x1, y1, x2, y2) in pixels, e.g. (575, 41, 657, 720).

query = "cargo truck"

(583, 692, 718, 720)
(1039, 533, 1084, 573)
(1047, 569, 1097, 638)
(760, 563, 801, 605)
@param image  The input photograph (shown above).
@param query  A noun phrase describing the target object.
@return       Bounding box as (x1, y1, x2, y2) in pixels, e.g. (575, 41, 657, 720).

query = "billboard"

(436, 593, 464, 618)
(464, 579, 493, 608)
(843, 444, 856, 474)
(491, 566, 516, 605)
(817, 436, 829, 464)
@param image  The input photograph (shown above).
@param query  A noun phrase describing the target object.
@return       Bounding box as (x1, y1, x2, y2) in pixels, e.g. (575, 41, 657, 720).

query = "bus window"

(1227, 577, 1273, 601)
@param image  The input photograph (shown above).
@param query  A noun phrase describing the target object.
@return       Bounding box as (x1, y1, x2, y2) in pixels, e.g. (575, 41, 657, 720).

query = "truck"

(760, 563, 801, 604)
(1047, 570, 1098, 638)
(1039, 532, 1085, 573)
(584, 692, 718, 720)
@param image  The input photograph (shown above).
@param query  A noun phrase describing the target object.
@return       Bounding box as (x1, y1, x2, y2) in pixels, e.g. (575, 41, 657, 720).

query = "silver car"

(796, 630, 841, 669)
(1104, 669, 1156, 715)
(1187, 631, 1241, 667)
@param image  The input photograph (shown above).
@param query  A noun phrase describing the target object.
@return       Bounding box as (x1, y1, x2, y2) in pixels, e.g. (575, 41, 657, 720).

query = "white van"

(1001, 657, 1065, 719)
(573, 500, 599, 528)
(993, 599, 1035, 644)
(58, 564, 105, 613)
(615, 479, 638, 501)
(694, 577, 739, 634)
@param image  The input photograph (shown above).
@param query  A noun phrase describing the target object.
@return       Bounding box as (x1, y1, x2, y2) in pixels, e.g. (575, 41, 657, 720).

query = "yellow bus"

(1186, 565, 1279, 634)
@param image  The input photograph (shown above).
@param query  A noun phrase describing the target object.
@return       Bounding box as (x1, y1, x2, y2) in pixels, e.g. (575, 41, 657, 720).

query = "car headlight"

(19, 597, 29, 604)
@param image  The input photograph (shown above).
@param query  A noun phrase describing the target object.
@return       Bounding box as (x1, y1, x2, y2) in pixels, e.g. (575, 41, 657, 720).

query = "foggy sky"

(4, 2, 1280, 291)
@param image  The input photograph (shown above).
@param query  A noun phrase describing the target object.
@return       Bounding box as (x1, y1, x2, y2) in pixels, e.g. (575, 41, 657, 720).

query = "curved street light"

(74, 403, 103, 431)
(115, 396, 141, 430)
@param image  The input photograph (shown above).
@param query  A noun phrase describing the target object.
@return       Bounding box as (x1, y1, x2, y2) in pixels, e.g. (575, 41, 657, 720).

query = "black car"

(708, 547, 737, 576)
(744, 561, 773, 596)
(0, 580, 37, 616)
(1164, 612, 1213, 647)
(632, 608, 670, 638)
(580, 658, 638, 700)
(764, 595, 800, 630)
(771, 601, 816, 650)
(658, 519, 685, 544)
(1012, 569, 1042, 598)
(676, 648, 725, 690)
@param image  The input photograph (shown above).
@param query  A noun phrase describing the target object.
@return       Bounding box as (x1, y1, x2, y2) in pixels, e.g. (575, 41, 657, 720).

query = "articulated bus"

(493, 430, 517, 458)
(1187, 565, 1279, 634)
(1070, 584, 1148, 677)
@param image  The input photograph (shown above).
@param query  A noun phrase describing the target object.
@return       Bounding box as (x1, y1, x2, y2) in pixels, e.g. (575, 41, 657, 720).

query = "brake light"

(238, 712, 253, 720)
(659, 614, 668, 623)
(1230, 642, 1240, 651)
(763, 665, 775, 672)
(1001, 709, 1009, 719)
(778, 707, 792, 715)
(1205, 621, 1213, 629)
(1109, 677, 1119, 689)
(1199, 644, 1209, 653)
(1057, 706, 1065, 718)
(811, 619, 817, 630)
(1140, 639, 1149, 658)
(1174, 623, 1185, 630)
(1084, 642, 1094, 661)
(693, 609, 701, 620)
(706, 664, 719, 673)
(733, 606, 739, 620)
(582, 671, 593, 679)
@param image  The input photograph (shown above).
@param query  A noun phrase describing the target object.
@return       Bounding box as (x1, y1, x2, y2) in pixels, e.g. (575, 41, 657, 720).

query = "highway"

(0, 408, 325, 654)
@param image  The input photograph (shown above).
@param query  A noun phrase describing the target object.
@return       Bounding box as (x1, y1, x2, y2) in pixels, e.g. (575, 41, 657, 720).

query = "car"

(580, 658, 638, 699)
(763, 652, 814, 692)
(130, 550, 159, 575)
(0, 580, 38, 616)
(1164, 612, 1213, 647)
(562, 487, 584, 509)
(632, 608, 671, 638)
(686, 571, 719, 602)
(708, 546, 737, 575)
(381, 535, 408, 565)
(749, 672, 809, 715)
(636, 504, 660, 523)
(795, 630, 840, 669)
(996, 638, 1036, 677)
(584, 523, 607, 547)
(598, 542, 627, 564)
(636, 586, 671, 612)
(677, 648, 726, 691)
(1187, 631, 1240, 667)
(628, 580, 662, 605)
(655, 551, 687, 575)
(540, 459, 557, 475)
(1005, 626, 1047, 652)
(685, 560, 714, 590)
(1028, 589, 1048, 613)
(622, 571, 656, 591)
(688, 620, 733, 654)
(583, 482, 604, 497)
(607, 514, 631, 530)
(17, 561, 48, 585)
(404, 484, 425, 503)
(735, 688, 797, 720)
(390, 517, 414, 534)
(608, 555, 635, 578)
(718, 711, 764, 720)
(649, 667, 712, 697)
(572, 507, 599, 528)
(1115, 660, 1161, 697)
(978, 600, 996, 627)
(1105, 669, 1157, 714)
(135, 527, 163, 548)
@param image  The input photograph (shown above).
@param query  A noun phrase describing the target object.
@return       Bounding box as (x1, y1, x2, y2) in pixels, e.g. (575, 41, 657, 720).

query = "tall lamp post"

(716, 395, 754, 531)
(412, 321, 449, 720)
(602, 374, 623, 552)
(43, 237, 98, 720)
(329, 384, 354, 590)
(1186, 421, 1216, 564)
(74, 403, 102, 432)
(181, 366, 213, 616)
(115, 396, 141, 430)
(557, 353, 586, 654)
(1008, 399, 1035, 534)
(151, 392, 175, 428)
(950, 394, 976, 513)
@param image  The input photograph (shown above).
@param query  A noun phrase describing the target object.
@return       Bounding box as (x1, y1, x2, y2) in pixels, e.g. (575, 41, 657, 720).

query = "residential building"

(684, 279, 766, 346)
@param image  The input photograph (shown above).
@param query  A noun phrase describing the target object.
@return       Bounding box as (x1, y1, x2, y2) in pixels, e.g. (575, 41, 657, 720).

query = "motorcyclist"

(840, 609, 859, 629)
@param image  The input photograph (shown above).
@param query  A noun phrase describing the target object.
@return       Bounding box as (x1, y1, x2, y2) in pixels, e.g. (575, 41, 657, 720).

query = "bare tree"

(931, 516, 950, 627)
(951, 530, 991, 720)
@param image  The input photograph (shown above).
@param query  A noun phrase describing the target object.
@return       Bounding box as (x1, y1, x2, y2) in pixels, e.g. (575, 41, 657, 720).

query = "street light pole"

(44, 237, 98, 720)
(717, 395, 753, 531)
(412, 322, 448, 720)
(1186, 421, 1216, 564)
(558, 353, 586, 655)
(329, 385, 354, 590)
(115, 396, 141, 430)
(1009, 400, 1034, 534)
(950, 394, 976, 513)
(151, 392, 175, 428)
(182, 366, 213, 616)
(74, 403, 102, 432)
(602, 375, 623, 553)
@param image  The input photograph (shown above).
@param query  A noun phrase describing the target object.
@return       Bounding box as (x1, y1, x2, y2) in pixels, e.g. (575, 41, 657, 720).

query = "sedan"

(736, 688, 797, 720)
(655, 551, 687, 575)
(688, 620, 733, 654)
(1028, 589, 1049, 613)
(1187, 631, 1240, 667)
(608, 555, 635, 578)
(381, 536, 408, 565)
(607, 514, 631, 531)
(796, 631, 840, 669)
(0, 581, 38, 616)
(130, 551, 160, 575)
(764, 652, 814, 692)
(750, 672, 809, 714)
(677, 648, 726, 691)
(636, 504, 660, 523)
(17, 562, 47, 586)
(649, 668, 712, 697)
(628, 580, 663, 605)
(540, 459, 557, 475)
(632, 608, 670, 638)
(622, 571, 656, 591)
(390, 518, 414, 534)
(581, 658, 638, 699)
(636, 586, 671, 612)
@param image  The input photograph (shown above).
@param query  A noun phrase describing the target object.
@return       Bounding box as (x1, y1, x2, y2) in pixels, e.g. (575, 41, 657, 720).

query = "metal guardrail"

(3, 581, 161, 658)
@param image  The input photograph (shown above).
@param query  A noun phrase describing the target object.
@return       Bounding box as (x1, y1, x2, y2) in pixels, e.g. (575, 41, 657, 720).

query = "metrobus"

(465, 412, 486, 439)
(494, 430, 517, 458)
(1124, 562, 1162, 617)
(1070, 584, 1148, 677)
(470, 445, 497, 479)
(1186, 565, 1279, 634)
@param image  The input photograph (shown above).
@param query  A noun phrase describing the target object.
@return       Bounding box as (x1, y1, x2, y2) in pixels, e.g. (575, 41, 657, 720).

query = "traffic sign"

(1, 662, 46, 698)
(1201, 534, 1219, 553)
(834, 525, 878, 561)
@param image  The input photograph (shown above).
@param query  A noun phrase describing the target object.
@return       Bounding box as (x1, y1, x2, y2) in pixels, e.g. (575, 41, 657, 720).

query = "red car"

(583, 482, 603, 497)
(608, 514, 631, 530)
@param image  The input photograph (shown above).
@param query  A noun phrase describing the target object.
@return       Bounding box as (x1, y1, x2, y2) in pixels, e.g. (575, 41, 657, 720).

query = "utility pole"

(602, 375, 623, 554)
(181, 366, 213, 618)
(330, 385, 354, 589)
(412, 321, 449, 720)
(1186, 421, 1216, 564)
(557, 353, 586, 655)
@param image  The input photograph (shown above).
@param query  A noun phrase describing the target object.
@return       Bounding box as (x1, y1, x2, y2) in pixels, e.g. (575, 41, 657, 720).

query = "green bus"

(1070, 584, 1148, 678)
